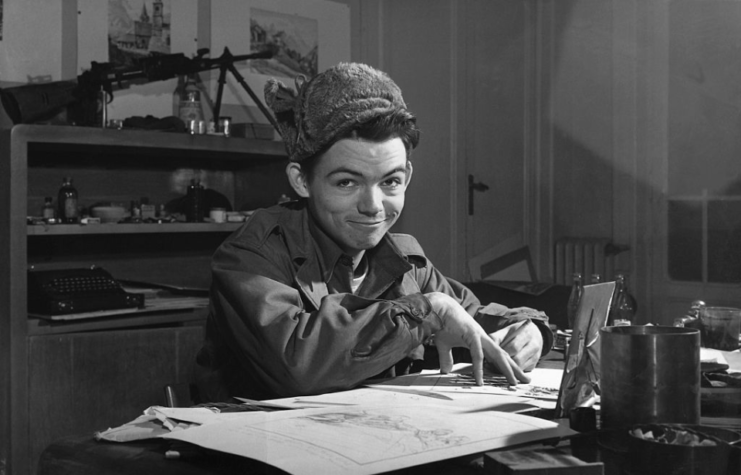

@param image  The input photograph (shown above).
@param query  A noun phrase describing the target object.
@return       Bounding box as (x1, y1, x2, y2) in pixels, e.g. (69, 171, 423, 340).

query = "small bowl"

(628, 424, 740, 474)
(90, 206, 129, 223)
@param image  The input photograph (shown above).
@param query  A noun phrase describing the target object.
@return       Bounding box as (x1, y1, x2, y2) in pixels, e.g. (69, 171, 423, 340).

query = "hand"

(425, 292, 531, 386)
(487, 320, 543, 372)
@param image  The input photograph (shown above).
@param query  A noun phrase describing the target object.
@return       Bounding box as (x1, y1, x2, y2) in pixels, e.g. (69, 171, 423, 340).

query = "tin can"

(187, 119, 199, 135)
(218, 116, 232, 137)
(601, 325, 700, 429)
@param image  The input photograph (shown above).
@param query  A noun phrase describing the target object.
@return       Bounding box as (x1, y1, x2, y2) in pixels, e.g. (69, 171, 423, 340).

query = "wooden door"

(459, 1, 530, 281)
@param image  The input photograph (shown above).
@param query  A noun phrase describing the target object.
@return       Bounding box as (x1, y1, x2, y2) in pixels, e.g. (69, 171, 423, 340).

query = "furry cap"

(264, 62, 409, 162)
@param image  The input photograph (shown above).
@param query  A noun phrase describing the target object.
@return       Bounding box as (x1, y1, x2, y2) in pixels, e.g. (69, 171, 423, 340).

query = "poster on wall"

(77, 0, 197, 121)
(108, 0, 172, 68)
(249, 8, 318, 78)
(210, 0, 349, 116)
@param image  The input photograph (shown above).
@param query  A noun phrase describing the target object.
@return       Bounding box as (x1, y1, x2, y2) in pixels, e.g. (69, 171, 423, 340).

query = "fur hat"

(264, 62, 409, 162)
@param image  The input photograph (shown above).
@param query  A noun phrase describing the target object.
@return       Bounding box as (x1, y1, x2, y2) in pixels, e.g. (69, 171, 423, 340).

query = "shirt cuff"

(391, 293, 442, 343)
(394, 293, 433, 323)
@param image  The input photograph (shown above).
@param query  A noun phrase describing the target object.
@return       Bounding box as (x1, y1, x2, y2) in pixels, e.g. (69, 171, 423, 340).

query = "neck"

(350, 252, 366, 275)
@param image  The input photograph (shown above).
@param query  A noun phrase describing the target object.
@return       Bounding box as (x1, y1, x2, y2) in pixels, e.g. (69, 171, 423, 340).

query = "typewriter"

(27, 266, 145, 316)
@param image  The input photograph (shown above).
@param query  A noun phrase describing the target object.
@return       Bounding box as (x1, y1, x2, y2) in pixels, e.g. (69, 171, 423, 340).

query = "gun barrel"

(0, 81, 80, 124)
(194, 50, 273, 72)
(230, 50, 273, 61)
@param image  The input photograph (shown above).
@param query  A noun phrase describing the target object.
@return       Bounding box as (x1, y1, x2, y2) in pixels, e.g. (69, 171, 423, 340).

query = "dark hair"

(299, 108, 420, 180)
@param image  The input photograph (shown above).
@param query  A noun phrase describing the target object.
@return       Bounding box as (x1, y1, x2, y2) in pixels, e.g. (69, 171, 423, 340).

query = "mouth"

(349, 219, 387, 227)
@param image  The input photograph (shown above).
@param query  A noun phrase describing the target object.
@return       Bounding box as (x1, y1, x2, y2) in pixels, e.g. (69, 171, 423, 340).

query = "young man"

(195, 63, 550, 402)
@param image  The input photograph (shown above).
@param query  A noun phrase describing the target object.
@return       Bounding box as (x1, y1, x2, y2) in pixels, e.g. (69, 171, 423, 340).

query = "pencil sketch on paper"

(288, 411, 470, 463)
(249, 8, 318, 78)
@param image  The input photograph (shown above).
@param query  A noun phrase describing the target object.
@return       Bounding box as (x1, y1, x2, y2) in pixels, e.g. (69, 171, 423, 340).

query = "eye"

(382, 176, 404, 189)
(336, 178, 356, 188)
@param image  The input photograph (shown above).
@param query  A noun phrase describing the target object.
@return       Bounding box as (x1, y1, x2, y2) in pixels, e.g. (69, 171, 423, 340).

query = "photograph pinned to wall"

(249, 8, 318, 78)
(77, 0, 197, 121)
(210, 0, 349, 123)
(108, 0, 171, 68)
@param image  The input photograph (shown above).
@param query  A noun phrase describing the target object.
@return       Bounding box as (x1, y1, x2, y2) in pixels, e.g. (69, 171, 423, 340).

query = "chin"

(348, 235, 385, 252)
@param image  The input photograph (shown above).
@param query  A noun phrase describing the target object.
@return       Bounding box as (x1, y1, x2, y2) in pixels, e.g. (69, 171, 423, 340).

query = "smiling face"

(287, 137, 413, 261)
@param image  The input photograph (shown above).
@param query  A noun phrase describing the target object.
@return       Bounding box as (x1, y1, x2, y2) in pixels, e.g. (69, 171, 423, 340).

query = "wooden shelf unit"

(0, 124, 289, 475)
(27, 222, 244, 235)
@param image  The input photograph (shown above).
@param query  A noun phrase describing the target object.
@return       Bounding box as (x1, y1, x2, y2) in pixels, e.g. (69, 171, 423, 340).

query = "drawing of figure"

(302, 411, 469, 455)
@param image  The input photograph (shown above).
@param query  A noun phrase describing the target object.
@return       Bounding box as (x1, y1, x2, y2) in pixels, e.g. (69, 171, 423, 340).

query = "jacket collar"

(275, 200, 412, 308)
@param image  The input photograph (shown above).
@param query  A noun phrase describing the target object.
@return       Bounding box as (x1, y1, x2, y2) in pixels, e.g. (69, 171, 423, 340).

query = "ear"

(286, 162, 310, 198)
(405, 160, 414, 186)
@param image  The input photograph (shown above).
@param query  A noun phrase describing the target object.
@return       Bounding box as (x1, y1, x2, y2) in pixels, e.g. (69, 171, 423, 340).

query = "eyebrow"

(326, 166, 408, 179)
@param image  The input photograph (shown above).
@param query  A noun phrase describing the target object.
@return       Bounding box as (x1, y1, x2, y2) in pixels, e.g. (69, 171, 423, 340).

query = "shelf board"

(13, 124, 287, 157)
(28, 307, 208, 336)
(27, 222, 243, 235)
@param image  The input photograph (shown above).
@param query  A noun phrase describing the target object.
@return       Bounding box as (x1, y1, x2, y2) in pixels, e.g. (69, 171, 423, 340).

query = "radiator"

(554, 237, 618, 285)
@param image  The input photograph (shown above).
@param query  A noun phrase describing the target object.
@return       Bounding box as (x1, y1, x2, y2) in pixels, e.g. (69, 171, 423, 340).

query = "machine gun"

(0, 47, 278, 132)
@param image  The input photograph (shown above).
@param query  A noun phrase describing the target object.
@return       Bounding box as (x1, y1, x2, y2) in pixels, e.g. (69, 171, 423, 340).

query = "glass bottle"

(608, 273, 637, 325)
(178, 74, 204, 125)
(186, 178, 205, 222)
(172, 75, 186, 118)
(566, 272, 584, 329)
(130, 200, 142, 223)
(57, 177, 79, 224)
(42, 197, 55, 220)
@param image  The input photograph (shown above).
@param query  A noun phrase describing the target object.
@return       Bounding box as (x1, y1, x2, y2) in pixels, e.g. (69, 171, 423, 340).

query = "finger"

(505, 349, 531, 384)
(485, 328, 536, 384)
(507, 352, 531, 384)
(482, 338, 520, 385)
(468, 336, 485, 386)
(435, 340, 455, 374)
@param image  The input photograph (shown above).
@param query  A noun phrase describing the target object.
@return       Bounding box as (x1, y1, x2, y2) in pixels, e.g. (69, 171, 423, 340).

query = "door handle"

(468, 174, 490, 215)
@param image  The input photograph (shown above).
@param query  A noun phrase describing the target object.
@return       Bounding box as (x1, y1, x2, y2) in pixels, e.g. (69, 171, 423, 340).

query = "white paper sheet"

(369, 364, 563, 403)
(162, 403, 572, 475)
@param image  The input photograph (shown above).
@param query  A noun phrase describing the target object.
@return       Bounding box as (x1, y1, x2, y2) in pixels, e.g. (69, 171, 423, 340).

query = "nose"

(358, 186, 384, 216)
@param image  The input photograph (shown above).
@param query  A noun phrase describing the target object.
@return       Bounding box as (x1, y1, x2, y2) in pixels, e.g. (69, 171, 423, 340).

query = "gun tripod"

(210, 47, 281, 137)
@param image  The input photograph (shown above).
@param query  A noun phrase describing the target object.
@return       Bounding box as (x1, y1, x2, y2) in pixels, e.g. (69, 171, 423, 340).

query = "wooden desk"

(36, 351, 741, 475)
(37, 434, 486, 475)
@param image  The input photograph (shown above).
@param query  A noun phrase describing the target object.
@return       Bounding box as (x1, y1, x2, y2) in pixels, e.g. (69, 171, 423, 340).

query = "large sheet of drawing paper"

(162, 403, 570, 475)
